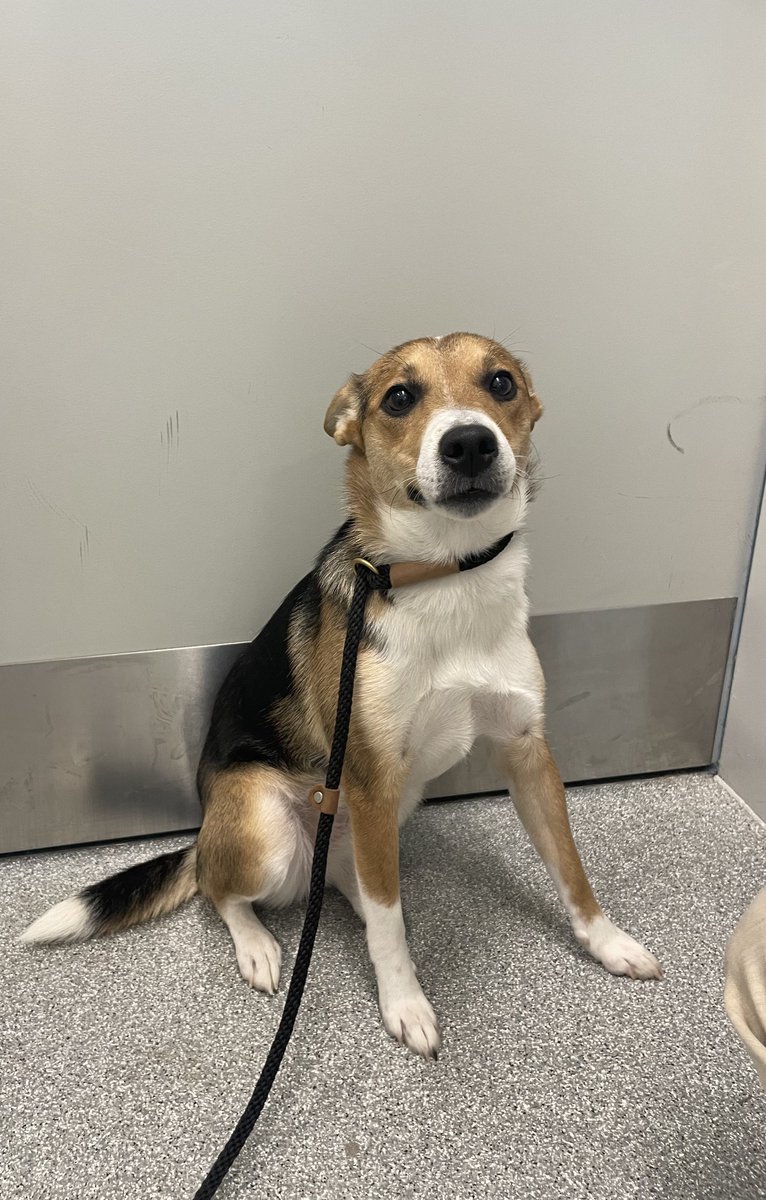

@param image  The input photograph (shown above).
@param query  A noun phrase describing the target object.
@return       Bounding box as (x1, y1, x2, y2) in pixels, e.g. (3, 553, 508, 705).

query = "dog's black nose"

(439, 424, 499, 478)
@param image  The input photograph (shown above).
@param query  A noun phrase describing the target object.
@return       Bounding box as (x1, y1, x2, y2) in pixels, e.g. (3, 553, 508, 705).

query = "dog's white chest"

(367, 546, 543, 781)
(379, 546, 532, 692)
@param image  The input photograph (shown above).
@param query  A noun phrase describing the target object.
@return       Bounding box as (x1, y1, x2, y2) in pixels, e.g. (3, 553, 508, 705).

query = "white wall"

(3, 1, 766, 664)
(720, 484, 766, 821)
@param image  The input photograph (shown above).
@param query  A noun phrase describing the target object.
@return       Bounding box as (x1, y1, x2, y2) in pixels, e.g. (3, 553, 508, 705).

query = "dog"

(21, 332, 662, 1057)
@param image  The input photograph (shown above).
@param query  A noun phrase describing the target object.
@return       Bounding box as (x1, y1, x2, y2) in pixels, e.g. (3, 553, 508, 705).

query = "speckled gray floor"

(2, 773, 766, 1200)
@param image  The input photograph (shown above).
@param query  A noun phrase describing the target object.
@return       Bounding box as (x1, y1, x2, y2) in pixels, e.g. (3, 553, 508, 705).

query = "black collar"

(457, 530, 515, 573)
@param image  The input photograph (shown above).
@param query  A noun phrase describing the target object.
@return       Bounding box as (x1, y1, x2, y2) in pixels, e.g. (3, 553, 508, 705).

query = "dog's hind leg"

(196, 764, 311, 994)
(214, 896, 282, 994)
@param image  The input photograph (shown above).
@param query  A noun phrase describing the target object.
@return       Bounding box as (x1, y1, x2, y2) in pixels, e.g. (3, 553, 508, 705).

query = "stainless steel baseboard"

(0, 598, 735, 853)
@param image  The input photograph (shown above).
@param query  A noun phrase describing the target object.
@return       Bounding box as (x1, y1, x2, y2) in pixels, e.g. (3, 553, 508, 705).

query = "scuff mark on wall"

(160, 411, 181, 468)
(666, 395, 749, 454)
(28, 478, 84, 530)
(78, 526, 91, 569)
(28, 477, 92, 569)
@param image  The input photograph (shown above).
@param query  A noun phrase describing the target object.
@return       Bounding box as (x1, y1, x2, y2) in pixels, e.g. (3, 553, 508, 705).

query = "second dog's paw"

(379, 984, 442, 1059)
(582, 917, 663, 980)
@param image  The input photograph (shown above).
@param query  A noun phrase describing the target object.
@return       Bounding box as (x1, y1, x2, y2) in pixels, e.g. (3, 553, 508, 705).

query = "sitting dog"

(22, 333, 662, 1057)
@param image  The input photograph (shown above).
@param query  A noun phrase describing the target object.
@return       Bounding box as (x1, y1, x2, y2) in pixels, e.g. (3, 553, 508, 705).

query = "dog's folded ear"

(324, 375, 364, 449)
(519, 362, 543, 428)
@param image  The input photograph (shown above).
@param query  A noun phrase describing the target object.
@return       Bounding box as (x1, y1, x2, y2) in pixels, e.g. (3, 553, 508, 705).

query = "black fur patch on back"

(198, 519, 382, 780)
(201, 573, 317, 772)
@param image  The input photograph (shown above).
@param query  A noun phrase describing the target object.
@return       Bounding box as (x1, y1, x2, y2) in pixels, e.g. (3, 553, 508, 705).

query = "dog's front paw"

(582, 916, 663, 980)
(379, 983, 441, 1059)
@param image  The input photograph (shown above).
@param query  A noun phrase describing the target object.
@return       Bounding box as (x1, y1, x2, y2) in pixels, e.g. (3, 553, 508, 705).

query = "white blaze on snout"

(415, 407, 516, 504)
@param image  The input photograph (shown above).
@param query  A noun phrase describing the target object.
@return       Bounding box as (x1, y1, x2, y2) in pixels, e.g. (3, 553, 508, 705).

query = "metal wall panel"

(0, 598, 735, 853)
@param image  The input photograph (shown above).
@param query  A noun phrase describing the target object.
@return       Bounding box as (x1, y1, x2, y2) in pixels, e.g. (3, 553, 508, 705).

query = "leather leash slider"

(309, 785, 340, 815)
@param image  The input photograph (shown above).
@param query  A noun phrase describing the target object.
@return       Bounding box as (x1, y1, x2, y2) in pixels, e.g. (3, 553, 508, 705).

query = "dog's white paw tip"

(235, 935, 282, 995)
(586, 918, 663, 982)
(380, 990, 442, 1059)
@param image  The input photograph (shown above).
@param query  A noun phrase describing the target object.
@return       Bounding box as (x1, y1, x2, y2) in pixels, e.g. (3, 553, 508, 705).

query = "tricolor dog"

(22, 333, 662, 1057)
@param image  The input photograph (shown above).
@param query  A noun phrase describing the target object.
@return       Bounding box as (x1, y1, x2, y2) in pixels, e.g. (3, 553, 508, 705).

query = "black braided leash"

(192, 562, 389, 1199)
(191, 532, 513, 1198)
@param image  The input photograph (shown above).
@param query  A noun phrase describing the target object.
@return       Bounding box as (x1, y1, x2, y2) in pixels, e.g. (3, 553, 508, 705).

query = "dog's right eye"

(382, 386, 417, 417)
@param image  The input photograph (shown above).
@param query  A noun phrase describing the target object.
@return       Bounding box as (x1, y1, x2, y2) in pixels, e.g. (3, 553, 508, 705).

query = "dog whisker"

(358, 340, 388, 360)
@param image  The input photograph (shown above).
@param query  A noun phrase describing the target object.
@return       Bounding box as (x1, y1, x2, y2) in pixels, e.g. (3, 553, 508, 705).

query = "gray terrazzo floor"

(2, 772, 766, 1200)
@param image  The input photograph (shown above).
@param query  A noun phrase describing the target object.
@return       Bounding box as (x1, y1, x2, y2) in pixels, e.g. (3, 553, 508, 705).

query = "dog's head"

(325, 334, 542, 538)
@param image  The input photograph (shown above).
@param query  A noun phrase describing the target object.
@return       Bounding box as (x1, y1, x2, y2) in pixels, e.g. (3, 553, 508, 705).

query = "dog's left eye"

(382, 386, 417, 416)
(488, 371, 517, 400)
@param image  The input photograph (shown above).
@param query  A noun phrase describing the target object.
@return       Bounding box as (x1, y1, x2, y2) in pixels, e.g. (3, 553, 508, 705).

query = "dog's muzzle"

(416, 409, 516, 517)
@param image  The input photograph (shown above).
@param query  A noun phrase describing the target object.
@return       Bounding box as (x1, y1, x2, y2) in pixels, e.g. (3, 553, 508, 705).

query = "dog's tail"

(18, 844, 198, 944)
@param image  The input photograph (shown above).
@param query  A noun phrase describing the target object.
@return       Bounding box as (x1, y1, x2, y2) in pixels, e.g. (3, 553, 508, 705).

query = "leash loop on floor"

(191, 562, 384, 1199)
